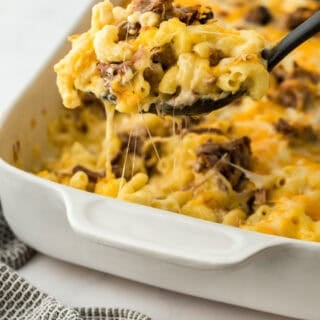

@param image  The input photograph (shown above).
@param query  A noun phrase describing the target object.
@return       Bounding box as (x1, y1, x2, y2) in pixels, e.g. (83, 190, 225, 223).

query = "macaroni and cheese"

(55, 0, 269, 113)
(37, 0, 320, 242)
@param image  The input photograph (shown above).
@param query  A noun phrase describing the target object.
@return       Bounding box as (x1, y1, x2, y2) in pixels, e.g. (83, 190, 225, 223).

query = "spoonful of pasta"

(146, 10, 320, 116)
(54, 0, 320, 118)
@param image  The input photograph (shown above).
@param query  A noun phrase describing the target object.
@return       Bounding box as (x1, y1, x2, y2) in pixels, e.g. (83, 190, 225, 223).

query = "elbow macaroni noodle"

(35, 0, 320, 242)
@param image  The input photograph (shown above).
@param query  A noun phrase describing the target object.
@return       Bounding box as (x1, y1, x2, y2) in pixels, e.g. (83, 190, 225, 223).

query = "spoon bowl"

(147, 90, 245, 116)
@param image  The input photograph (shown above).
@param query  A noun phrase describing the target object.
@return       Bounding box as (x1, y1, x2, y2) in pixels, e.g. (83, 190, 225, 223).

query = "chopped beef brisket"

(97, 61, 135, 101)
(209, 49, 225, 67)
(272, 62, 319, 85)
(118, 127, 148, 156)
(131, 0, 214, 24)
(195, 136, 252, 190)
(197, 6, 214, 24)
(143, 64, 163, 93)
(97, 61, 133, 80)
(151, 43, 176, 70)
(111, 152, 123, 178)
(291, 62, 320, 84)
(253, 188, 268, 206)
(118, 22, 141, 41)
(269, 62, 319, 109)
(72, 165, 105, 182)
(285, 7, 316, 30)
(245, 6, 273, 25)
(277, 79, 312, 109)
(173, 5, 199, 24)
(274, 118, 318, 142)
(271, 65, 288, 84)
(131, 0, 173, 15)
(111, 128, 149, 177)
(247, 188, 268, 215)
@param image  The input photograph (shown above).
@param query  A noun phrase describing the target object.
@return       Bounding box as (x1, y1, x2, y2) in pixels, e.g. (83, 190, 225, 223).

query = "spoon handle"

(262, 11, 320, 71)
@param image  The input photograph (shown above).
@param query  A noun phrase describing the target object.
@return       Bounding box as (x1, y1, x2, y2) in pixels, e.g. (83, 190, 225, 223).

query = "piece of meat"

(97, 61, 133, 79)
(97, 49, 148, 81)
(97, 61, 134, 101)
(285, 7, 315, 30)
(253, 188, 268, 206)
(118, 127, 148, 156)
(118, 133, 144, 155)
(209, 49, 224, 67)
(269, 62, 319, 109)
(143, 64, 163, 93)
(195, 136, 252, 190)
(111, 128, 149, 177)
(172, 4, 213, 24)
(72, 165, 105, 182)
(110, 152, 124, 178)
(246, 188, 268, 214)
(245, 5, 273, 25)
(131, 0, 214, 24)
(131, 0, 173, 15)
(274, 118, 318, 142)
(293, 125, 317, 142)
(291, 62, 319, 84)
(272, 62, 319, 84)
(151, 43, 176, 70)
(173, 5, 200, 24)
(274, 118, 295, 136)
(197, 6, 214, 24)
(277, 79, 312, 109)
(118, 22, 141, 41)
(111, 164, 122, 178)
(271, 65, 288, 84)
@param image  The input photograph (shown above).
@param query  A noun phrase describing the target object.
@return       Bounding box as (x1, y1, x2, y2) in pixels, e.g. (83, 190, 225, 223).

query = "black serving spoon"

(147, 11, 320, 116)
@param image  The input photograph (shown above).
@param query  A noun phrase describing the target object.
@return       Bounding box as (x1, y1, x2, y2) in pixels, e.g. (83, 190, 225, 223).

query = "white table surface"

(0, 1, 293, 319)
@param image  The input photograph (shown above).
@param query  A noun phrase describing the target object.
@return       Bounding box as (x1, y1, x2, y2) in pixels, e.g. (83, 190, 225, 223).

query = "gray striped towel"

(0, 206, 151, 320)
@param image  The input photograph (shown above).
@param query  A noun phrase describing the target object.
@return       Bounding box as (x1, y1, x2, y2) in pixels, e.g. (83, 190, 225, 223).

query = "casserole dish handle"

(63, 188, 285, 269)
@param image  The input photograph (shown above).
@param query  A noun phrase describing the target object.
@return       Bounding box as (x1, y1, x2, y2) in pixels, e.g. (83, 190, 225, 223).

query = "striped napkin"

(0, 206, 151, 320)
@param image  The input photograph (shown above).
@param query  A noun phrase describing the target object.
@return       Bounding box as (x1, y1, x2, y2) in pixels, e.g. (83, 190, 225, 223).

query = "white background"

(0, 1, 293, 319)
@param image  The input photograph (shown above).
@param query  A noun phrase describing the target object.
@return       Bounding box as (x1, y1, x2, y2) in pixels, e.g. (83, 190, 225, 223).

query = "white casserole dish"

(0, 2, 319, 319)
